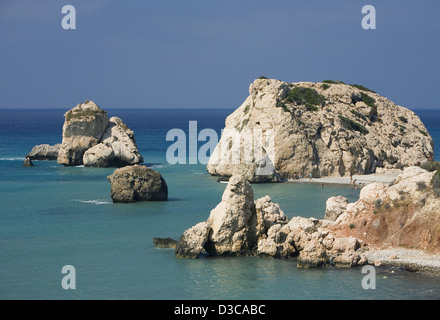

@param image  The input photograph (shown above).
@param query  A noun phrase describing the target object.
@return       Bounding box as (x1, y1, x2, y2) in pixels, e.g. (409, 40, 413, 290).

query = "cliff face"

(328, 167, 440, 254)
(57, 101, 143, 167)
(207, 79, 434, 181)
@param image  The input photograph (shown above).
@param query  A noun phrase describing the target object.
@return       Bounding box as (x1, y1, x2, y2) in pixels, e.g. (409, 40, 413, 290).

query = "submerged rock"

(153, 237, 178, 249)
(107, 165, 168, 203)
(207, 78, 434, 181)
(26, 144, 61, 161)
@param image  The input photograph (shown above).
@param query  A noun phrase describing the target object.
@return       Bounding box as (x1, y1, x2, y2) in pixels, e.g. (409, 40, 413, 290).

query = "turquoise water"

(0, 108, 439, 300)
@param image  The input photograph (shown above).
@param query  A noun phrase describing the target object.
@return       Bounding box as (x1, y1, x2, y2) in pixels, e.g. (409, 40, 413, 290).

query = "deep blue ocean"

(0, 108, 439, 300)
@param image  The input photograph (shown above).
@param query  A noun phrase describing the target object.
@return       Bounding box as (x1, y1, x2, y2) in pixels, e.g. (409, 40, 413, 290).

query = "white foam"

(0, 157, 25, 161)
(75, 199, 111, 205)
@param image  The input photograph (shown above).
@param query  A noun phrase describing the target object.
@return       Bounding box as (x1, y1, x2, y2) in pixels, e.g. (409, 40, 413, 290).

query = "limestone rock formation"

(207, 79, 434, 181)
(256, 216, 367, 268)
(175, 175, 288, 258)
(175, 222, 210, 258)
(175, 174, 367, 268)
(57, 101, 143, 167)
(57, 101, 109, 166)
(324, 196, 349, 221)
(107, 164, 168, 203)
(83, 117, 143, 167)
(26, 144, 61, 161)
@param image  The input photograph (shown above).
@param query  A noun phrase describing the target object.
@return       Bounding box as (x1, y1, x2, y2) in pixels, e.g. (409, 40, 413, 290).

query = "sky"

(0, 0, 439, 110)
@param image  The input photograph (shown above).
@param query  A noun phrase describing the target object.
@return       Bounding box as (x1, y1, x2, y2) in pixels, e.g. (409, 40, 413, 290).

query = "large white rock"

(325, 196, 349, 221)
(57, 101, 143, 167)
(83, 117, 143, 167)
(205, 175, 256, 255)
(57, 101, 109, 166)
(207, 79, 434, 181)
(175, 222, 210, 259)
(175, 175, 288, 257)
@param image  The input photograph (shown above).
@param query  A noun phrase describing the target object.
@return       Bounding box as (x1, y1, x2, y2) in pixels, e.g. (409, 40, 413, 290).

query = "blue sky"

(0, 0, 439, 109)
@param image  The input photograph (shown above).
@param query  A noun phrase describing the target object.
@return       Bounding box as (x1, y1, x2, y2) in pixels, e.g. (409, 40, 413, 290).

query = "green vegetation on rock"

(350, 84, 376, 93)
(350, 109, 367, 121)
(288, 87, 326, 111)
(338, 115, 369, 135)
(359, 92, 376, 109)
(421, 161, 440, 172)
(65, 106, 107, 122)
(398, 116, 408, 123)
(322, 80, 346, 84)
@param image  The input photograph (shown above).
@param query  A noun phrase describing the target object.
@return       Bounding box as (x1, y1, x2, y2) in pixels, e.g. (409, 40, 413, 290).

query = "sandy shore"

(365, 248, 440, 276)
(287, 169, 402, 186)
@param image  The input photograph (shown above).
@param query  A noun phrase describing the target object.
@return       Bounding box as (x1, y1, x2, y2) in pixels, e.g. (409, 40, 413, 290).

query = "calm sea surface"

(0, 108, 439, 300)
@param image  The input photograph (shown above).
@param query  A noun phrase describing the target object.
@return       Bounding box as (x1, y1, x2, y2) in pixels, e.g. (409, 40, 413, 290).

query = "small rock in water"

(23, 157, 34, 167)
(26, 144, 60, 161)
(153, 237, 177, 248)
(107, 164, 168, 203)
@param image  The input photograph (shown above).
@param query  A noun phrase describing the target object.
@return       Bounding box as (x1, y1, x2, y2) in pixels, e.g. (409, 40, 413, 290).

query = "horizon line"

(0, 106, 439, 111)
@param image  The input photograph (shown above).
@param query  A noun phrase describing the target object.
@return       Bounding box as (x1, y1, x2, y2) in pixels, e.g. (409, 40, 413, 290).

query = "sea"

(0, 108, 439, 300)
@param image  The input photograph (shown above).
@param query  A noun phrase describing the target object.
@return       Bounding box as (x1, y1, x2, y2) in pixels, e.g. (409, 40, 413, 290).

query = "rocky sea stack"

(207, 79, 434, 182)
(107, 165, 168, 203)
(175, 175, 288, 258)
(57, 100, 143, 167)
(175, 174, 368, 268)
